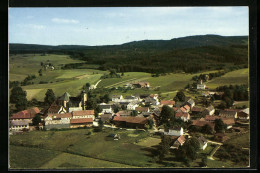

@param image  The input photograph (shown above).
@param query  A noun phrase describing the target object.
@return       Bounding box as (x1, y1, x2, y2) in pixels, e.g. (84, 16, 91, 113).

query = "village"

(9, 77, 250, 167)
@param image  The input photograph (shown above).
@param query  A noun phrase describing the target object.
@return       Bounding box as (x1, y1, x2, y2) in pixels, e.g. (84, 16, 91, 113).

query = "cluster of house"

(9, 89, 250, 144)
(159, 126, 208, 151)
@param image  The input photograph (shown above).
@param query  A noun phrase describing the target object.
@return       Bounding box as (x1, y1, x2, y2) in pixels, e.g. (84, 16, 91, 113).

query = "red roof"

(11, 107, 40, 119)
(177, 135, 186, 144)
(204, 115, 220, 121)
(224, 109, 242, 113)
(56, 113, 73, 118)
(237, 111, 249, 118)
(70, 118, 93, 124)
(72, 110, 94, 116)
(160, 100, 175, 106)
(135, 107, 149, 112)
(172, 107, 178, 111)
(192, 107, 202, 112)
(180, 107, 186, 112)
(184, 105, 190, 110)
(176, 112, 190, 118)
(113, 116, 148, 124)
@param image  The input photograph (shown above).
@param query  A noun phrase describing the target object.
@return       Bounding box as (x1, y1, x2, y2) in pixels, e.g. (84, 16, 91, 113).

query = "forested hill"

(9, 35, 248, 73)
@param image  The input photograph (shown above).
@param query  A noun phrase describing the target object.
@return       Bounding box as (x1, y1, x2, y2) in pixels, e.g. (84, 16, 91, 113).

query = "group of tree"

(9, 81, 20, 89)
(21, 75, 36, 86)
(38, 69, 43, 76)
(192, 71, 226, 83)
(174, 91, 186, 102)
(44, 89, 56, 105)
(216, 84, 248, 109)
(100, 69, 121, 79)
(10, 86, 28, 111)
(175, 137, 201, 165)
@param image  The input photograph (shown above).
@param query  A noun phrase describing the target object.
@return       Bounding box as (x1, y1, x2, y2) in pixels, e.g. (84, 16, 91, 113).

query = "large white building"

(164, 127, 183, 136)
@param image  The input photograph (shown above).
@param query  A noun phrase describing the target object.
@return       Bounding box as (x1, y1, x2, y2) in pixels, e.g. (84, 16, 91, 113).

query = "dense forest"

(10, 35, 248, 73)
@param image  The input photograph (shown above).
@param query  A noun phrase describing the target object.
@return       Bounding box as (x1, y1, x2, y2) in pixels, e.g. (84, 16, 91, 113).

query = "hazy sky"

(9, 7, 248, 46)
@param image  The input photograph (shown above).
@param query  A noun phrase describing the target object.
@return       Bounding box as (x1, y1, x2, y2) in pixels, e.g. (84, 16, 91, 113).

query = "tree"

(157, 135, 172, 162)
(148, 119, 154, 129)
(40, 62, 44, 66)
(98, 119, 104, 131)
(160, 105, 175, 125)
(215, 118, 227, 133)
(101, 94, 110, 103)
(201, 156, 208, 167)
(174, 91, 186, 102)
(10, 86, 28, 111)
(131, 110, 138, 116)
(180, 137, 200, 161)
(95, 105, 102, 117)
(32, 114, 42, 126)
(44, 89, 56, 105)
(38, 69, 43, 76)
(85, 82, 91, 90)
(201, 124, 213, 134)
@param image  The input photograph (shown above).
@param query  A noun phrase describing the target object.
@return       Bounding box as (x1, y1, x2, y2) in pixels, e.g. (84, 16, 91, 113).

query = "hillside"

(9, 35, 248, 73)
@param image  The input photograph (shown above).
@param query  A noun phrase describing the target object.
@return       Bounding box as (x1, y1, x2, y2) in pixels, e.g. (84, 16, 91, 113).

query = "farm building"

(99, 103, 114, 114)
(160, 100, 175, 107)
(198, 136, 208, 150)
(202, 105, 215, 116)
(70, 118, 93, 128)
(164, 127, 183, 136)
(112, 116, 148, 129)
(132, 82, 150, 88)
(219, 110, 237, 119)
(9, 120, 30, 131)
(171, 135, 186, 149)
(10, 107, 41, 124)
(175, 112, 190, 122)
(135, 107, 150, 113)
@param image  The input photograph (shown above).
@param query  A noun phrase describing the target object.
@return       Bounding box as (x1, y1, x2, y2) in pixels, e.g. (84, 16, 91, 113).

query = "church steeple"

(81, 90, 87, 110)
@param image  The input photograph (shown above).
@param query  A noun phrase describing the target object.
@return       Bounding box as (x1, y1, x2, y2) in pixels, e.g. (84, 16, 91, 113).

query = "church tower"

(81, 90, 87, 110)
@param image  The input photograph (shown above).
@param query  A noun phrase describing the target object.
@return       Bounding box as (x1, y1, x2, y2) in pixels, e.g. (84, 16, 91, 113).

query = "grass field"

(9, 145, 61, 169)
(206, 68, 249, 89)
(9, 54, 249, 101)
(226, 132, 250, 148)
(9, 128, 162, 168)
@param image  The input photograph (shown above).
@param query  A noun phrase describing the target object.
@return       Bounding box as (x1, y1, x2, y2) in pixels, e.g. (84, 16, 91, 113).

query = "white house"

(112, 95, 123, 102)
(164, 127, 183, 136)
(197, 80, 206, 90)
(72, 110, 95, 120)
(99, 103, 113, 114)
(127, 101, 139, 110)
(198, 136, 208, 150)
(9, 120, 30, 131)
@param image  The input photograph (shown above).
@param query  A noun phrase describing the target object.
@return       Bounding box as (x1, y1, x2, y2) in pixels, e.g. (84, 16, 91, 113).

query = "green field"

(206, 68, 249, 89)
(9, 128, 162, 168)
(9, 54, 249, 101)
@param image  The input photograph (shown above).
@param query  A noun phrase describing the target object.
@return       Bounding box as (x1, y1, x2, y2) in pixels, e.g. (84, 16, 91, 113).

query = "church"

(56, 90, 88, 113)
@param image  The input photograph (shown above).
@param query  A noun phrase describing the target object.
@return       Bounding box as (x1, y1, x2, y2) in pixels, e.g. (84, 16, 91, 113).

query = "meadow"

(9, 127, 247, 169)
(206, 68, 249, 89)
(9, 54, 249, 102)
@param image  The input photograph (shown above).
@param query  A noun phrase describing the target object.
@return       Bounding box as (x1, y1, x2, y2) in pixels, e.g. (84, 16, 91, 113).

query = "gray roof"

(206, 105, 215, 112)
(99, 104, 112, 109)
(58, 92, 70, 102)
(219, 110, 236, 116)
(125, 96, 137, 99)
(187, 98, 195, 105)
(10, 120, 29, 126)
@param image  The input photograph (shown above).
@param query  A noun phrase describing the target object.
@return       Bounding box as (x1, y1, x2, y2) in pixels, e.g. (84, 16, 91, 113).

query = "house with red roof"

(160, 100, 175, 107)
(112, 116, 148, 129)
(70, 118, 93, 128)
(175, 112, 190, 122)
(171, 135, 186, 149)
(10, 107, 41, 123)
(72, 110, 95, 120)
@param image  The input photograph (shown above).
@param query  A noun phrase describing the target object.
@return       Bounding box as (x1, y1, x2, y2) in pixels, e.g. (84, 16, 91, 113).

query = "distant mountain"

(9, 34, 248, 52)
(9, 35, 248, 74)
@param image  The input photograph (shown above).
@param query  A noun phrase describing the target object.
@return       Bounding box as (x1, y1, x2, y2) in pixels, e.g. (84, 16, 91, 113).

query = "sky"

(9, 7, 248, 46)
